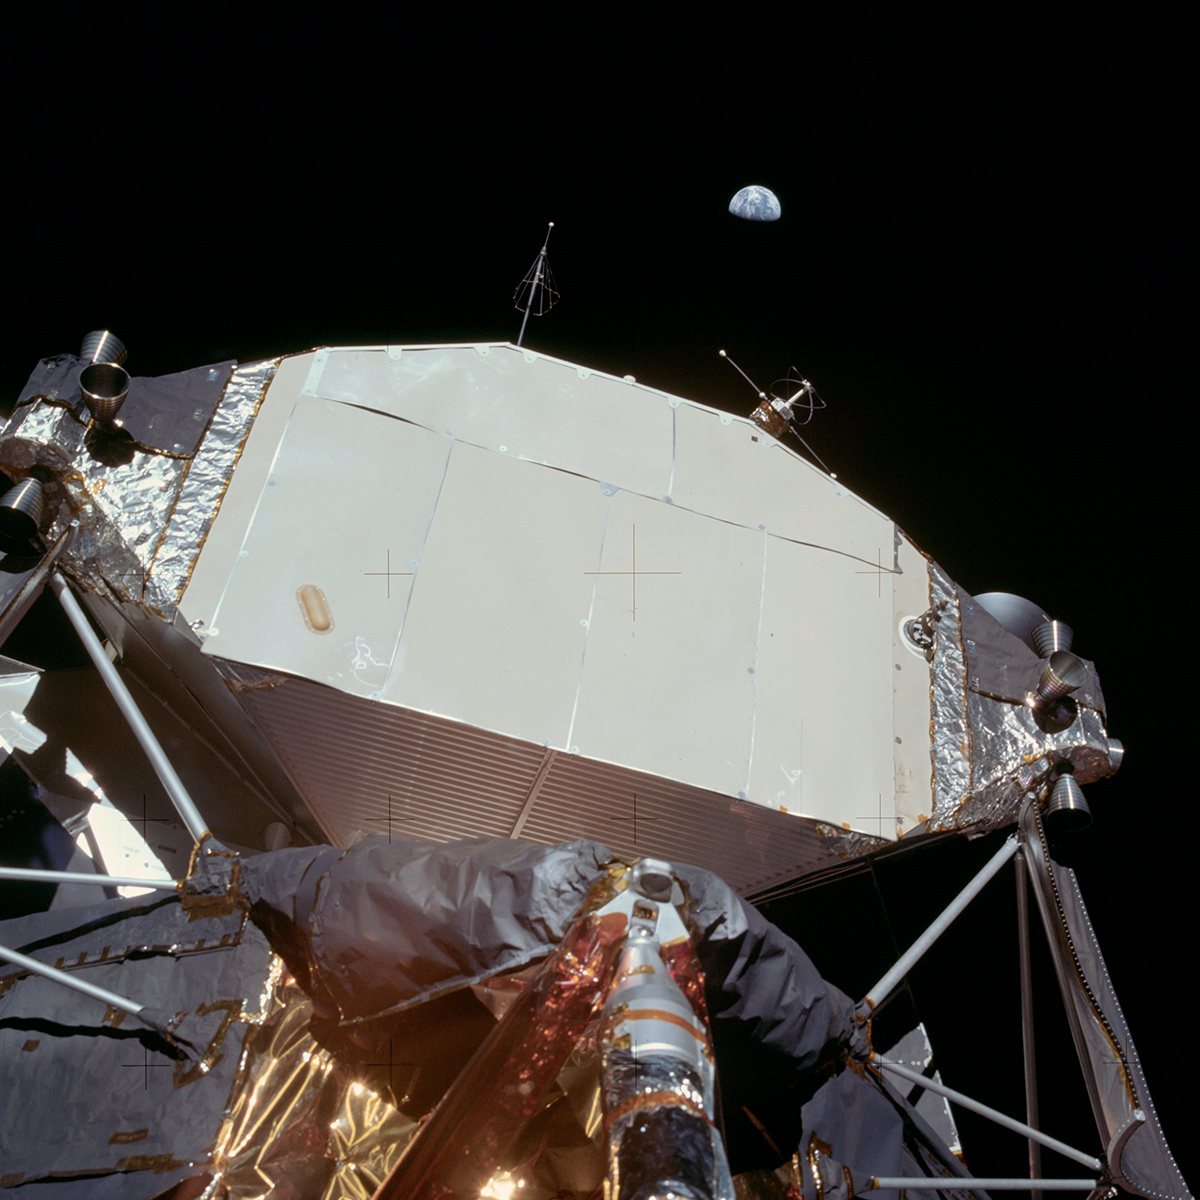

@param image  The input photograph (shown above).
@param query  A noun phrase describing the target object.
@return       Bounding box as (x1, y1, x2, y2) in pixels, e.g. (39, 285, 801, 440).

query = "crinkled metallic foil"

(1, 406, 188, 616)
(2, 398, 87, 463)
(374, 904, 628, 1198)
(950, 691, 1111, 831)
(928, 561, 1119, 834)
(813, 823, 889, 860)
(0, 358, 276, 622)
(928, 562, 972, 827)
(153, 358, 278, 606)
(201, 957, 416, 1200)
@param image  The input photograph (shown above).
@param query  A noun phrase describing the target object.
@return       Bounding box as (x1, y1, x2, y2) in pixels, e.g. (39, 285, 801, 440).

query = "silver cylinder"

(1106, 737, 1125, 773)
(1036, 650, 1087, 703)
(0, 478, 45, 541)
(600, 927, 734, 1200)
(80, 361, 131, 423)
(80, 329, 127, 365)
(1045, 773, 1091, 831)
(1032, 619, 1074, 657)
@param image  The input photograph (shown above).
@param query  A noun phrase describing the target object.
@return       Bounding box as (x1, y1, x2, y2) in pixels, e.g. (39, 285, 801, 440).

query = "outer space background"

(4, 9, 1190, 1193)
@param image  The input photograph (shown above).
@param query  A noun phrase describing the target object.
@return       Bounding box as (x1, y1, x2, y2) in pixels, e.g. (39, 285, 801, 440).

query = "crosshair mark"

(363, 549, 414, 599)
(378, 793, 407, 843)
(121, 1044, 176, 1089)
(127, 795, 171, 841)
(632, 793, 663, 847)
(365, 1038, 416, 1093)
(855, 548, 896, 599)
(855, 794, 889, 836)
(114, 562, 154, 598)
(586, 524, 680, 622)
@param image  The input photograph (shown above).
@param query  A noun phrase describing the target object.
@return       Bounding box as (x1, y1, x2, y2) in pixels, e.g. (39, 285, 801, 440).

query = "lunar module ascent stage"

(0, 333, 1187, 1199)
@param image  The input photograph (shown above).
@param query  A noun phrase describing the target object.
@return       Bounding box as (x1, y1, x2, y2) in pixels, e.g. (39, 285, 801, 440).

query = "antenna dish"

(721, 350, 831, 473)
(769, 371, 826, 428)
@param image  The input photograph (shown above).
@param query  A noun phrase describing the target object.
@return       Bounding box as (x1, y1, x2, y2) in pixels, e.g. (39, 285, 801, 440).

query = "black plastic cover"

(0, 892, 272, 1198)
(232, 835, 857, 1085)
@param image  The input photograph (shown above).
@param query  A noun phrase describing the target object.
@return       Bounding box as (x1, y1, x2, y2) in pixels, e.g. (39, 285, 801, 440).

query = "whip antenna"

(514, 222, 559, 347)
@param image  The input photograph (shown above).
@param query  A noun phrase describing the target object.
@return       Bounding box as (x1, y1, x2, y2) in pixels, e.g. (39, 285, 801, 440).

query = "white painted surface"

(182, 344, 933, 838)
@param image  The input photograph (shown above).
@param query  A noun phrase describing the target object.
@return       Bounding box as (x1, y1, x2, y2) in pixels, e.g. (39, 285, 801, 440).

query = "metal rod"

(0, 941, 144, 1016)
(0, 866, 178, 891)
(82, 819, 112, 878)
(875, 1057, 1102, 1171)
(863, 836, 1019, 1010)
(49, 573, 213, 846)
(866, 1180, 1098, 1192)
(516, 268, 539, 347)
(0, 527, 70, 647)
(516, 222, 553, 347)
(1016, 845, 1044, 1199)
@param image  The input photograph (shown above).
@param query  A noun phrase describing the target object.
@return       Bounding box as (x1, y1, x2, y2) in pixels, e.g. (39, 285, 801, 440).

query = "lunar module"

(0, 333, 1188, 1199)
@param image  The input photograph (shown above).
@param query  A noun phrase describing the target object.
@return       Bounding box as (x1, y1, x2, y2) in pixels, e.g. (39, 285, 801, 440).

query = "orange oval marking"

(297, 584, 333, 633)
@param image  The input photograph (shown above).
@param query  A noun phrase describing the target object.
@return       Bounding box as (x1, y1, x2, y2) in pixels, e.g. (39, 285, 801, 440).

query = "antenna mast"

(719, 349, 833, 475)
(514, 222, 559, 347)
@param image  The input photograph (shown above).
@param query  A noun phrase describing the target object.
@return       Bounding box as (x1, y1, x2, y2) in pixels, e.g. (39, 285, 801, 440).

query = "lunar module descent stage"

(0, 335, 1188, 1199)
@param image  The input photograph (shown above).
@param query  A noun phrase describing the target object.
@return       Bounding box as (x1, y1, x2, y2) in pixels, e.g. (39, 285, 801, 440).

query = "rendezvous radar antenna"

(719, 349, 833, 475)
(514, 222, 560, 347)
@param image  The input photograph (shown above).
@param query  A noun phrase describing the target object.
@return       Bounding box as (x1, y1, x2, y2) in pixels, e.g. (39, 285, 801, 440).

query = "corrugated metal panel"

(222, 662, 862, 895)
(521, 752, 842, 894)
(226, 665, 541, 845)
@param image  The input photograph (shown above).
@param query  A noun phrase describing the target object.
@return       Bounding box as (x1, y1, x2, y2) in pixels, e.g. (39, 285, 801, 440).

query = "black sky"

(6, 10, 1191, 1192)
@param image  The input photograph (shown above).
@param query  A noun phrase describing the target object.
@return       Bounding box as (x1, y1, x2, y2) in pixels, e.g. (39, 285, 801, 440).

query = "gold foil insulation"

(373, 904, 630, 1198)
(201, 962, 415, 1200)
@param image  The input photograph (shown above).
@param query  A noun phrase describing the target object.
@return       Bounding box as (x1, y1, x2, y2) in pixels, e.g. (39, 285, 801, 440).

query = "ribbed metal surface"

(523, 753, 836, 894)
(229, 669, 542, 845)
(223, 662, 841, 895)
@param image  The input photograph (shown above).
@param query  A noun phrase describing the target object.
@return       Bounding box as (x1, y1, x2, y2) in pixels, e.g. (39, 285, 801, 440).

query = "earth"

(728, 185, 781, 221)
